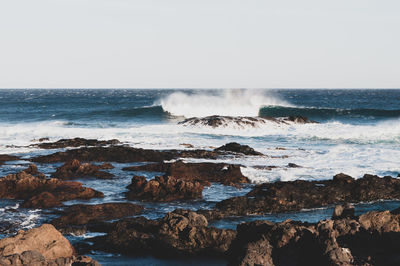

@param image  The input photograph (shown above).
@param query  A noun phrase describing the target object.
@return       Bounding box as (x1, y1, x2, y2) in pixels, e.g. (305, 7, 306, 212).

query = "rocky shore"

(1, 137, 400, 265)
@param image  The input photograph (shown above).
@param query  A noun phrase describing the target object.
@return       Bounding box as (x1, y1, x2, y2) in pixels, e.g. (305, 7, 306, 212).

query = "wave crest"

(158, 90, 292, 117)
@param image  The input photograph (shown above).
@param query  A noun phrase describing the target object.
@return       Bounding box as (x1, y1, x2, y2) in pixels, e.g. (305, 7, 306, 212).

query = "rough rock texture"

(0, 224, 99, 265)
(31, 137, 120, 149)
(52, 203, 144, 228)
(0, 155, 19, 166)
(0, 170, 104, 208)
(332, 203, 355, 220)
(214, 142, 263, 156)
(202, 173, 400, 220)
(126, 175, 203, 202)
(123, 160, 249, 186)
(32, 146, 219, 163)
(228, 210, 400, 266)
(92, 209, 236, 257)
(52, 159, 114, 179)
(178, 115, 317, 128)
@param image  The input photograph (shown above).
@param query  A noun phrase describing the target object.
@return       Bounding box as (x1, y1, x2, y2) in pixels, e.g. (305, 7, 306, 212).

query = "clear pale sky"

(0, 0, 399, 88)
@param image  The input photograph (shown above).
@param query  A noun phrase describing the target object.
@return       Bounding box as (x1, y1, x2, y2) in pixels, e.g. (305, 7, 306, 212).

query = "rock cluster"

(201, 173, 400, 220)
(123, 160, 249, 187)
(92, 209, 236, 257)
(126, 175, 203, 202)
(0, 169, 103, 208)
(0, 155, 19, 166)
(32, 137, 120, 149)
(52, 159, 114, 179)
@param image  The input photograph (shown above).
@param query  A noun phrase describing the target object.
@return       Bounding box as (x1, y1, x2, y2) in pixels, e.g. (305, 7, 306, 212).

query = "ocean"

(1, 88, 400, 265)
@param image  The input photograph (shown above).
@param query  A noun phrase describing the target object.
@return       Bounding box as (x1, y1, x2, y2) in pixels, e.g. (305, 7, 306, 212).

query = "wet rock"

(52, 159, 114, 179)
(214, 142, 263, 156)
(287, 163, 302, 168)
(178, 115, 317, 129)
(32, 137, 120, 149)
(123, 160, 249, 186)
(21, 163, 46, 178)
(332, 204, 355, 220)
(0, 224, 100, 265)
(126, 175, 203, 202)
(205, 173, 400, 219)
(229, 210, 400, 266)
(0, 170, 103, 208)
(32, 146, 219, 163)
(92, 209, 236, 257)
(0, 155, 19, 166)
(52, 203, 144, 228)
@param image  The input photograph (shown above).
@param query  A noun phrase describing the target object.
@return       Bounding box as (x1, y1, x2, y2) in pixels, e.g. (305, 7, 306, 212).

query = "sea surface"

(1, 88, 400, 265)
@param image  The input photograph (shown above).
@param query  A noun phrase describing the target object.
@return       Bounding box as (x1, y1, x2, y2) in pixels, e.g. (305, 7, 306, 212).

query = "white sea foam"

(158, 89, 292, 117)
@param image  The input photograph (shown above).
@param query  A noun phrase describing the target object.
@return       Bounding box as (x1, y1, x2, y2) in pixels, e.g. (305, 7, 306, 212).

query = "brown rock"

(214, 142, 263, 156)
(52, 159, 114, 179)
(0, 155, 19, 166)
(126, 175, 203, 202)
(32, 137, 120, 149)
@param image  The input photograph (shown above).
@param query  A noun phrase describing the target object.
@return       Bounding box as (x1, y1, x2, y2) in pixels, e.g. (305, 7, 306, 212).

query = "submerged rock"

(178, 115, 317, 128)
(123, 160, 249, 187)
(126, 175, 203, 202)
(0, 170, 103, 208)
(52, 159, 114, 179)
(52, 203, 144, 230)
(202, 173, 400, 219)
(92, 209, 236, 257)
(0, 224, 99, 265)
(0, 155, 19, 166)
(31, 137, 120, 149)
(214, 142, 263, 156)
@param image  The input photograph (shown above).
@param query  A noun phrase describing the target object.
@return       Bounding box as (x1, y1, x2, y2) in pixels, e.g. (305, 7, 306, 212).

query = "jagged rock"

(32, 137, 120, 149)
(214, 142, 263, 156)
(126, 175, 203, 202)
(203, 173, 400, 220)
(21, 164, 46, 178)
(0, 170, 103, 208)
(178, 115, 317, 129)
(92, 209, 236, 257)
(52, 203, 144, 228)
(0, 224, 100, 265)
(123, 160, 249, 187)
(52, 159, 114, 179)
(332, 204, 355, 220)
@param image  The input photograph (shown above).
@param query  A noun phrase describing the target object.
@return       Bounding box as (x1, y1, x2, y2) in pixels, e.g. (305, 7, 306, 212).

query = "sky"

(0, 0, 399, 89)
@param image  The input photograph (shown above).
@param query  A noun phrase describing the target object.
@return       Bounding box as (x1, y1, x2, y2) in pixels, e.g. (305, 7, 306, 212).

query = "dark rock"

(204, 173, 400, 219)
(123, 160, 249, 186)
(32, 137, 120, 149)
(287, 163, 302, 168)
(0, 170, 103, 208)
(332, 204, 355, 220)
(51, 203, 143, 230)
(214, 142, 263, 156)
(32, 146, 219, 163)
(0, 154, 19, 166)
(52, 159, 114, 179)
(21, 163, 46, 178)
(126, 175, 203, 202)
(92, 209, 236, 257)
(229, 210, 400, 266)
(285, 115, 317, 124)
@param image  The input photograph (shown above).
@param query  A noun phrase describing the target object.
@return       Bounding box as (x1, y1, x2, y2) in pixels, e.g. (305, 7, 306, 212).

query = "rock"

(332, 204, 355, 219)
(0, 224, 74, 260)
(178, 115, 317, 129)
(204, 173, 400, 219)
(21, 164, 46, 178)
(123, 160, 249, 186)
(0, 224, 100, 265)
(52, 159, 114, 179)
(52, 203, 144, 228)
(214, 142, 263, 156)
(287, 163, 302, 168)
(32, 146, 219, 163)
(0, 155, 19, 166)
(126, 175, 203, 202)
(0, 170, 104, 208)
(359, 211, 400, 233)
(92, 209, 236, 257)
(32, 137, 120, 149)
